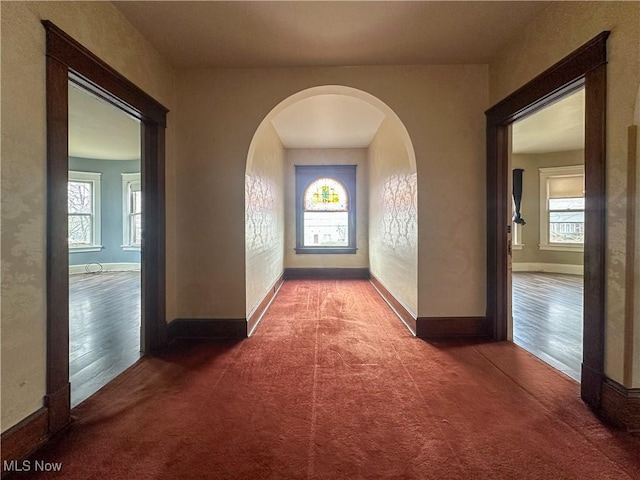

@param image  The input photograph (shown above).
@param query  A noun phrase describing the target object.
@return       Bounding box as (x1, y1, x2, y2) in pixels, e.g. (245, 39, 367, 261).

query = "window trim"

(295, 165, 357, 254)
(122, 172, 142, 251)
(68, 170, 102, 253)
(539, 165, 585, 253)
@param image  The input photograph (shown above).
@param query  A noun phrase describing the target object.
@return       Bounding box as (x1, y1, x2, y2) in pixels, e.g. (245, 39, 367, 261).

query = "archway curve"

(246, 85, 416, 174)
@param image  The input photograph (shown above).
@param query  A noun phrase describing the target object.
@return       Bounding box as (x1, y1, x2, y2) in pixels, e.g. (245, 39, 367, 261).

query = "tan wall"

(176, 65, 488, 319)
(368, 118, 418, 315)
(284, 149, 368, 269)
(0, 1, 176, 432)
(512, 150, 585, 266)
(490, 1, 640, 385)
(245, 123, 285, 316)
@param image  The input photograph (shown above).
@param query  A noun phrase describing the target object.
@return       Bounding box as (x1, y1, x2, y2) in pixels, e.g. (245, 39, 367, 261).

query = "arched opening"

(245, 86, 417, 335)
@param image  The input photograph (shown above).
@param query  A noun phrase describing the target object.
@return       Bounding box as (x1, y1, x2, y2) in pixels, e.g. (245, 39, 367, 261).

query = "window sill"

(295, 247, 357, 255)
(69, 245, 103, 253)
(539, 243, 584, 253)
(121, 245, 141, 252)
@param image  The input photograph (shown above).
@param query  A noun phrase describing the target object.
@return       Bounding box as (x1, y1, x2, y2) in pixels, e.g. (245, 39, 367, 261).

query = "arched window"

(295, 165, 356, 254)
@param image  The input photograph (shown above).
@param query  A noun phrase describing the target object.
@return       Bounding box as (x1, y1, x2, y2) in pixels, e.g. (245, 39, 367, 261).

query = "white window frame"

(68, 170, 102, 253)
(539, 165, 585, 252)
(122, 173, 142, 251)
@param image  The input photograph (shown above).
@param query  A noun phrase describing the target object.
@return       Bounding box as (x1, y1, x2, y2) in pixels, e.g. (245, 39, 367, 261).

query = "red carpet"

(19, 280, 640, 479)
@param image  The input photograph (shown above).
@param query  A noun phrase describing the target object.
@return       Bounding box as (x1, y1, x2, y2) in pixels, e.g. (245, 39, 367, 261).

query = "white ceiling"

(68, 84, 140, 161)
(271, 95, 386, 148)
(512, 89, 585, 154)
(114, 1, 550, 68)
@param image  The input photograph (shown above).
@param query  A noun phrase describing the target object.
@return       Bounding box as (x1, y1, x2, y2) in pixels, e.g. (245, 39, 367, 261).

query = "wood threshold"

(369, 273, 417, 335)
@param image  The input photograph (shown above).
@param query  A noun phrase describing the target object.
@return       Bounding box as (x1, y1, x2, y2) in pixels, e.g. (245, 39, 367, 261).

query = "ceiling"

(69, 84, 141, 161)
(271, 95, 385, 148)
(512, 89, 585, 154)
(114, 1, 550, 68)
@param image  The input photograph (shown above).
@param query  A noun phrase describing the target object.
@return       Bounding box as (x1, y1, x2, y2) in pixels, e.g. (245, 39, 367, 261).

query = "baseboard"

(0, 408, 49, 476)
(416, 316, 491, 338)
(284, 268, 370, 279)
(168, 318, 247, 339)
(69, 262, 141, 275)
(247, 272, 285, 336)
(600, 378, 640, 431)
(369, 273, 416, 335)
(512, 263, 583, 275)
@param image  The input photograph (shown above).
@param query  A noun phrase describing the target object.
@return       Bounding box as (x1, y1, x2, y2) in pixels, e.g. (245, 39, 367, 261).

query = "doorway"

(485, 32, 608, 408)
(509, 88, 586, 381)
(44, 22, 168, 435)
(67, 84, 143, 406)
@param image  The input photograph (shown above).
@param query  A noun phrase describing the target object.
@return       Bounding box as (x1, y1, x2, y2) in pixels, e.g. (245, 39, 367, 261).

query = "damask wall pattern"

(245, 123, 285, 315)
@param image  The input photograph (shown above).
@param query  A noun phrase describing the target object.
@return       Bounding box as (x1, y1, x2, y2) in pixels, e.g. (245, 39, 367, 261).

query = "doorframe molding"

(43, 21, 168, 436)
(485, 31, 609, 409)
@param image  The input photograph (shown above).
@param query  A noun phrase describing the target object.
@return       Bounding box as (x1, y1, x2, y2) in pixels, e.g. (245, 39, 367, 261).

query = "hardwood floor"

(512, 272, 583, 381)
(69, 271, 141, 407)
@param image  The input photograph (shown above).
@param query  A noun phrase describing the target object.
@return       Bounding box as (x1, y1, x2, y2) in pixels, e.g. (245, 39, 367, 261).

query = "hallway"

(26, 280, 639, 479)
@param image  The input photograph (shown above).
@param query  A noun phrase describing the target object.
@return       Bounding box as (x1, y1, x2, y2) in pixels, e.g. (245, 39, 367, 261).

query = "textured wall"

(176, 65, 488, 319)
(0, 1, 176, 432)
(489, 1, 640, 385)
(284, 149, 369, 269)
(512, 150, 585, 267)
(368, 119, 418, 315)
(245, 123, 285, 316)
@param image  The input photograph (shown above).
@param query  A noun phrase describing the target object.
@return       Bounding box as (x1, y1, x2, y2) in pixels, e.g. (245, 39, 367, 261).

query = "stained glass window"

(304, 178, 348, 211)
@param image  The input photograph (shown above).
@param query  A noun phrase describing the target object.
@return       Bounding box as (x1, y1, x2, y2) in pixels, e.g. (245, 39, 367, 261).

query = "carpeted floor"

(21, 280, 640, 479)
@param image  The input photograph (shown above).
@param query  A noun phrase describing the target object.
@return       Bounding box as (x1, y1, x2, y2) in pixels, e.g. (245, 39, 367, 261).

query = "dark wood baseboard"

(168, 318, 247, 340)
(600, 378, 640, 431)
(369, 273, 416, 335)
(1, 408, 49, 475)
(247, 273, 285, 336)
(284, 268, 370, 279)
(416, 316, 491, 338)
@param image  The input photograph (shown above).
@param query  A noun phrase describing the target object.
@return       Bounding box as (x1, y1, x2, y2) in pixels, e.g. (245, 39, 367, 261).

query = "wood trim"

(43, 22, 168, 126)
(369, 273, 416, 335)
(43, 20, 168, 439)
(623, 125, 637, 385)
(168, 319, 247, 340)
(284, 268, 370, 279)
(247, 273, 285, 336)
(600, 379, 640, 431)
(416, 317, 491, 339)
(0, 408, 49, 470)
(485, 32, 609, 411)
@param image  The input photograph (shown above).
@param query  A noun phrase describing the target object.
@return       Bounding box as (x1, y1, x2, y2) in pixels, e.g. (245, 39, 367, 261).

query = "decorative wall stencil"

(245, 173, 278, 254)
(381, 173, 418, 251)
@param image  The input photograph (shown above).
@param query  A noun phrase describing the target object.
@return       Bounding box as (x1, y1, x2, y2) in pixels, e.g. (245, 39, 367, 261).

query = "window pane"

(304, 178, 348, 211)
(131, 190, 142, 214)
(549, 197, 584, 210)
(69, 215, 92, 245)
(549, 211, 584, 243)
(68, 181, 92, 213)
(130, 213, 142, 245)
(303, 211, 348, 246)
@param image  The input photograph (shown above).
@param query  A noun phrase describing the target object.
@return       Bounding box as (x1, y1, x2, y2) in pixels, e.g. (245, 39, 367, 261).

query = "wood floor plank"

(512, 272, 583, 381)
(69, 271, 141, 407)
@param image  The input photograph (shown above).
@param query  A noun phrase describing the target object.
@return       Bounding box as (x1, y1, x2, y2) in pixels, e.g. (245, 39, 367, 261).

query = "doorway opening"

(67, 83, 143, 406)
(509, 88, 586, 381)
(44, 21, 168, 435)
(485, 32, 608, 408)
